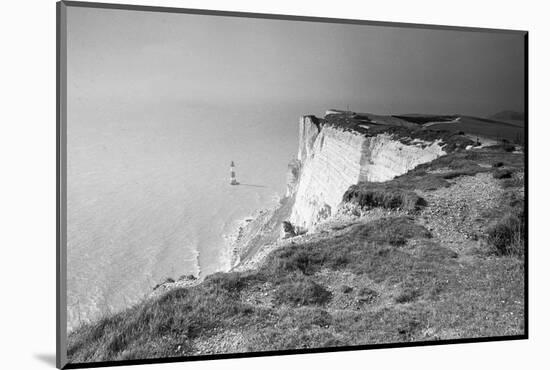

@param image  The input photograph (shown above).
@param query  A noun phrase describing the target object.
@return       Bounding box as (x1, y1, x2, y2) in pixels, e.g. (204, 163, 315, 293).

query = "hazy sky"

(67, 6, 525, 117)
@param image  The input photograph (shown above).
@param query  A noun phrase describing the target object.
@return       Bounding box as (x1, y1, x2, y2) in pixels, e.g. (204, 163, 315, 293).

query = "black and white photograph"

(56, 1, 528, 368)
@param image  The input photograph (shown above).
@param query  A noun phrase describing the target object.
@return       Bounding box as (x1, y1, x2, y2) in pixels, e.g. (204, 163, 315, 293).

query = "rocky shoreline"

(150, 204, 284, 295)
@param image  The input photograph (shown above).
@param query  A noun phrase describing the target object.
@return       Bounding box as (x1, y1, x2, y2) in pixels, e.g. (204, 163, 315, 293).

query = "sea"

(66, 101, 304, 332)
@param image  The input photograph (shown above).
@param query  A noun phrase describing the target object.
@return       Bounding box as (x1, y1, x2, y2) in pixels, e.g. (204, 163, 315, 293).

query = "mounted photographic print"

(56, 1, 527, 368)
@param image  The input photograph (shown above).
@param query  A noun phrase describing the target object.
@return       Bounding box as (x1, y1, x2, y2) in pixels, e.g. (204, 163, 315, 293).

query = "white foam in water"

(66, 102, 297, 332)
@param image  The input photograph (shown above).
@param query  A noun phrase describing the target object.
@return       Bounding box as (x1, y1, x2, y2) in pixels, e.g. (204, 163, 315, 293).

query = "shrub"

(356, 287, 379, 304)
(501, 177, 524, 189)
(341, 285, 353, 294)
(203, 272, 251, 293)
(486, 212, 524, 256)
(282, 221, 296, 238)
(343, 187, 426, 211)
(493, 169, 513, 179)
(274, 279, 331, 306)
(394, 286, 421, 303)
(397, 319, 422, 338)
(178, 274, 196, 281)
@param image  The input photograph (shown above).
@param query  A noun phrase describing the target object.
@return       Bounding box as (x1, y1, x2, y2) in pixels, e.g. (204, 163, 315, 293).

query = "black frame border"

(56, 1, 529, 369)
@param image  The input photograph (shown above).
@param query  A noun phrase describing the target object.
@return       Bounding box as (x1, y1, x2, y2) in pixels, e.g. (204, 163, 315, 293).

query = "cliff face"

(287, 115, 445, 230)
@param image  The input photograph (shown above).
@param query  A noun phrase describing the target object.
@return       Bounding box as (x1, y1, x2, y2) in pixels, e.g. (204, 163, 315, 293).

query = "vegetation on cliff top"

(321, 111, 524, 146)
(323, 112, 474, 150)
(346, 146, 523, 197)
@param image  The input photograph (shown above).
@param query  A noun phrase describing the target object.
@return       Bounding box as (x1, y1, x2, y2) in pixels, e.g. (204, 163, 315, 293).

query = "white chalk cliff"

(286, 115, 446, 230)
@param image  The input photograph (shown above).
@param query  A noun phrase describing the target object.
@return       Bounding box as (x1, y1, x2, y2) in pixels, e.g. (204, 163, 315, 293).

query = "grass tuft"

(493, 169, 513, 179)
(484, 191, 525, 256)
(274, 279, 332, 306)
(486, 212, 524, 256)
(343, 187, 426, 211)
(394, 286, 421, 304)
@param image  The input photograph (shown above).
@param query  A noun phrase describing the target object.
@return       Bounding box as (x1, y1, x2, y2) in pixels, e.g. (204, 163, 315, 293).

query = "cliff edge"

(288, 114, 448, 230)
(233, 110, 475, 263)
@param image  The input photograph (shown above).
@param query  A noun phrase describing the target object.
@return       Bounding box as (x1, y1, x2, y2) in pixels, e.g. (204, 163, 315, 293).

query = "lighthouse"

(230, 161, 239, 185)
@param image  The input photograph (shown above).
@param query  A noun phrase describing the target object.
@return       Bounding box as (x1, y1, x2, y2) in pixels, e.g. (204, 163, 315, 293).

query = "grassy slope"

(426, 116, 524, 143)
(67, 147, 525, 364)
(488, 111, 525, 126)
(324, 112, 524, 144)
(356, 113, 525, 143)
